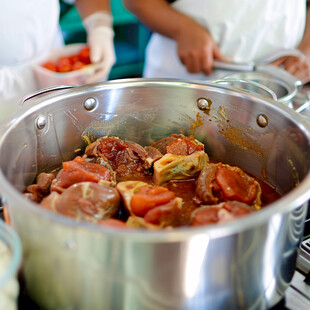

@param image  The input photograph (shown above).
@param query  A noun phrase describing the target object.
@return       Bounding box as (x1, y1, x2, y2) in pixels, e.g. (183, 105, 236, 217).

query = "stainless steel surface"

(1, 79, 310, 310)
(20, 85, 74, 106)
(298, 90, 310, 122)
(255, 49, 306, 64)
(294, 93, 310, 113)
(222, 69, 302, 108)
(214, 60, 255, 71)
(215, 52, 304, 109)
(214, 78, 278, 101)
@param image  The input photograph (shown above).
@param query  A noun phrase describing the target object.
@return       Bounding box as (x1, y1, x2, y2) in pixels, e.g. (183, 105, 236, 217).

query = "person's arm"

(75, 0, 110, 19)
(75, 0, 116, 82)
(273, 5, 310, 83)
(123, 0, 228, 75)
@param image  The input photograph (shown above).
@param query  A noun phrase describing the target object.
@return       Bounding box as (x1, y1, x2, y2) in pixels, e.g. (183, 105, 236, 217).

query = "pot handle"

(292, 91, 310, 114)
(213, 60, 255, 72)
(213, 78, 278, 101)
(256, 48, 306, 64)
(213, 78, 310, 114)
(20, 85, 75, 107)
(214, 48, 304, 88)
(255, 64, 302, 89)
(214, 49, 305, 72)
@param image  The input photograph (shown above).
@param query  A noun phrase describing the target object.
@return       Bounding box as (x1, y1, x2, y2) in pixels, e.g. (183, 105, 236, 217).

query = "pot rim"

(1, 78, 310, 241)
(222, 72, 298, 104)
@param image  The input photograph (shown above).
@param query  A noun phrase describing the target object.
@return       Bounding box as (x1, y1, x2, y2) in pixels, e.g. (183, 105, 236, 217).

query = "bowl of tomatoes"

(33, 44, 101, 88)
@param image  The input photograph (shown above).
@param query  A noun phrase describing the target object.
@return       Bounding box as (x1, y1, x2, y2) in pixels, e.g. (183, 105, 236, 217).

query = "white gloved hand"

(83, 11, 116, 83)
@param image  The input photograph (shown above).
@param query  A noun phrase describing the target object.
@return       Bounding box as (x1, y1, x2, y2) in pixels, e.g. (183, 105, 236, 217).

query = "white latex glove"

(83, 11, 116, 83)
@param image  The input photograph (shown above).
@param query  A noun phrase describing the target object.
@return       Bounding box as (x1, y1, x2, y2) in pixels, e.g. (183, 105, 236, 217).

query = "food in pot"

(153, 152, 208, 185)
(51, 156, 116, 193)
(191, 201, 254, 226)
(40, 182, 120, 224)
(116, 181, 183, 228)
(195, 163, 262, 208)
(24, 134, 281, 229)
(84, 136, 163, 176)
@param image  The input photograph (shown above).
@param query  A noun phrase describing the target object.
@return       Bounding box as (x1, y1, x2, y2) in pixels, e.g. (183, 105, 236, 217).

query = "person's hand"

(83, 11, 116, 83)
(175, 20, 229, 75)
(272, 54, 310, 84)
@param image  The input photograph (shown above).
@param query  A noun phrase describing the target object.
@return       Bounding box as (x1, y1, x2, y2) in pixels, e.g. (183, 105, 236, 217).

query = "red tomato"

(72, 61, 86, 71)
(130, 186, 175, 216)
(215, 165, 258, 204)
(78, 46, 91, 65)
(69, 53, 80, 64)
(42, 46, 91, 73)
(42, 61, 57, 72)
(144, 198, 180, 226)
(53, 156, 111, 189)
(57, 56, 72, 73)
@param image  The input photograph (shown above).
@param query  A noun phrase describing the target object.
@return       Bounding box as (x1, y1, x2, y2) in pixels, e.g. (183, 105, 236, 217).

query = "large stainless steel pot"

(0, 79, 310, 310)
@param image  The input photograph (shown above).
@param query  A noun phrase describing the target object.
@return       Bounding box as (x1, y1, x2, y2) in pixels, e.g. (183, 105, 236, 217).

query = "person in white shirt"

(0, 0, 116, 121)
(123, 0, 310, 83)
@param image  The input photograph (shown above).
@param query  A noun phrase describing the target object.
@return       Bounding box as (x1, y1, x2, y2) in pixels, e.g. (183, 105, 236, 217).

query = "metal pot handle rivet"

(84, 97, 98, 111)
(257, 114, 269, 128)
(36, 116, 47, 130)
(197, 97, 212, 111)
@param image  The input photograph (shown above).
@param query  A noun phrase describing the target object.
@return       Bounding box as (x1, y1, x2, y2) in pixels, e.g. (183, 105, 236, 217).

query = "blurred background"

(59, 0, 151, 80)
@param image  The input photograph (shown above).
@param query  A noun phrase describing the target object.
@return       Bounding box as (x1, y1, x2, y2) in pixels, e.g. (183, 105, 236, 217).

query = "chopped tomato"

(69, 54, 80, 64)
(72, 61, 86, 71)
(42, 61, 57, 72)
(215, 164, 257, 204)
(144, 198, 181, 226)
(130, 186, 175, 216)
(57, 56, 72, 73)
(54, 156, 111, 189)
(78, 46, 91, 65)
(41, 46, 92, 73)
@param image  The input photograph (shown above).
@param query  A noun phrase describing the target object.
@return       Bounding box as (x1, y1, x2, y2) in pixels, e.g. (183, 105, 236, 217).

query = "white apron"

(144, 0, 307, 81)
(0, 0, 63, 122)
